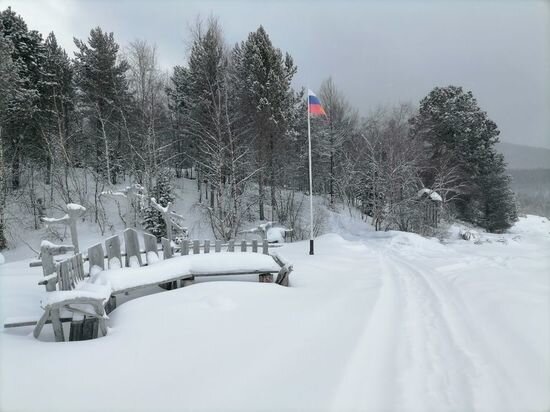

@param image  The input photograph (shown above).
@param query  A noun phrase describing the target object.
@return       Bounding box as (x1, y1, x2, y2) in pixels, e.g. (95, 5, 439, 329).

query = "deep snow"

(0, 215, 549, 412)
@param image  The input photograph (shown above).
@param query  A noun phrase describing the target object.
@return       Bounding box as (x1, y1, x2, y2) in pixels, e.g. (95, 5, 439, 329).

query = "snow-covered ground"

(1, 215, 549, 412)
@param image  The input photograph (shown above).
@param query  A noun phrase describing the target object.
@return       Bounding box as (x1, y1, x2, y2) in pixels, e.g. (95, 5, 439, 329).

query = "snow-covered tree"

(74, 27, 130, 184)
(142, 170, 175, 239)
(233, 26, 298, 219)
(410, 86, 518, 231)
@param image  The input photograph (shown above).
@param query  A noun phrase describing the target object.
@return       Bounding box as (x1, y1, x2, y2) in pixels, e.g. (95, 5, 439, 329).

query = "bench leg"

(51, 308, 65, 342)
(105, 295, 116, 314)
(259, 273, 273, 283)
(98, 318, 108, 337)
(33, 308, 51, 339)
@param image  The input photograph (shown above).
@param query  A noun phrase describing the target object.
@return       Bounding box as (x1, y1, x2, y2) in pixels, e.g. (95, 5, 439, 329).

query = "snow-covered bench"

(33, 238, 292, 342)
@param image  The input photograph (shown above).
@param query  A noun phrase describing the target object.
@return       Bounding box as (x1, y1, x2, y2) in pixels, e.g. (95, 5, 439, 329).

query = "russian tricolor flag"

(308, 89, 326, 116)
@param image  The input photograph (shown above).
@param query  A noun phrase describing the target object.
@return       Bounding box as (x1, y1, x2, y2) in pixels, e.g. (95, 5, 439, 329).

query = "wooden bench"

(32, 229, 293, 342)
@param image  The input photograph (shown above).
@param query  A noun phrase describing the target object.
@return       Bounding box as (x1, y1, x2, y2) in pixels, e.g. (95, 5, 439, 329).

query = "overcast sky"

(3, 0, 549, 148)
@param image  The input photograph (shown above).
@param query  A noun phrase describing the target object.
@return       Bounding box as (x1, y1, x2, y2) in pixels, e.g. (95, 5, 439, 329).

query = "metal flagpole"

(307, 89, 314, 255)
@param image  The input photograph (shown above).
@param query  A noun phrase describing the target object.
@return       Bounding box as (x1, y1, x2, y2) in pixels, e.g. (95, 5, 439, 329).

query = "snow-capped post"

(41, 203, 86, 254)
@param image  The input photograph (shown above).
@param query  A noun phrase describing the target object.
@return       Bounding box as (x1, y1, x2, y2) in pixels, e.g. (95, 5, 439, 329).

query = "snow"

(146, 251, 159, 264)
(418, 188, 443, 202)
(128, 255, 141, 268)
(66, 203, 86, 212)
(0, 253, 4, 265)
(41, 214, 69, 224)
(108, 256, 122, 269)
(266, 227, 286, 243)
(1, 215, 549, 412)
(91, 253, 281, 293)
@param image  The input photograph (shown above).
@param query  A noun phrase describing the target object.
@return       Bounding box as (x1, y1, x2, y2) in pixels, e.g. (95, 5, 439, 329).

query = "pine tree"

(0, 7, 46, 189)
(233, 26, 298, 219)
(410, 85, 518, 232)
(142, 170, 175, 239)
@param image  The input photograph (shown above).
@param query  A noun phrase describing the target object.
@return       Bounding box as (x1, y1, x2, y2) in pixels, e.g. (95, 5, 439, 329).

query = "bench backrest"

(124, 228, 142, 267)
(58, 253, 85, 291)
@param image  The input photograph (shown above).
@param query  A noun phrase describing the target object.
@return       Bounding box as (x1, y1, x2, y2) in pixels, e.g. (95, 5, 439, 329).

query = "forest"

(0, 7, 518, 250)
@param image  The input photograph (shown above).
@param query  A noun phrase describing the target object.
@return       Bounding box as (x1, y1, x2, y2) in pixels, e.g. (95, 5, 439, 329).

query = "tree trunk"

(11, 152, 20, 190)
(258, 171, 265, 221)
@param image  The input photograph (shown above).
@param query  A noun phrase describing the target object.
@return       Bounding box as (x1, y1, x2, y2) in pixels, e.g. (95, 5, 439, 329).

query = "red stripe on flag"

(309, 104, 326, 116)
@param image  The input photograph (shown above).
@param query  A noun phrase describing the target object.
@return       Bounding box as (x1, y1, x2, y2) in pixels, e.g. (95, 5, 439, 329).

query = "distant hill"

(496, 142, 550, 170)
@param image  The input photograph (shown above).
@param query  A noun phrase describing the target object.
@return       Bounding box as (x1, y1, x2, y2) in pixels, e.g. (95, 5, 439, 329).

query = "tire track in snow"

(392, 254, 538, 411)
(331, 250, 512, 411)
(330, 253, 406, 411)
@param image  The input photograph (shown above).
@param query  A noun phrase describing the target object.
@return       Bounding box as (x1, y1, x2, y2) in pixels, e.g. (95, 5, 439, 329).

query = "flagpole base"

(309, 239, 314, 255)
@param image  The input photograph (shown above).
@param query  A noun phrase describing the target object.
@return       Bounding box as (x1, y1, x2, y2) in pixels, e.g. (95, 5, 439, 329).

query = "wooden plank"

(81, 317, 98, 340)
(252, 240, 258, 253)
(193, 240, 200, 254)
(215, 240, 221, 253)
(87, 243, 105, 273)
(58, 260, 68, 291)
(204, 240, 210, 254)
(124, 228, 142, 267)
(51, 308, 65, 342)
(69, 314, 84, 341)
(181, 240, 189, 256)
(262, 239, 269, 254)
(105, 235, 122, 269)
(161, 237, 173, 259)
(241, 240, 247, 252)
(228, 240, 234, 252)
(143, 232, 159, 265)
(192, 269, 278, 277)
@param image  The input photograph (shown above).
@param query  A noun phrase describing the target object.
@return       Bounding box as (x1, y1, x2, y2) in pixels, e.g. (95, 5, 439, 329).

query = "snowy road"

(1, 216, 549, 412)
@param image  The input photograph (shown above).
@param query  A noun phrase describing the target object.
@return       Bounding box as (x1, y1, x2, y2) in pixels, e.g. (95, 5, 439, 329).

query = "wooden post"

(262, 239, 269, 255)
(181, 240, 189, 256)
(241, 240, 247, 252)
(228, 240, 234, 252)
(215, 240, 221, 253)
(193, 240, 200, 254)
(204, 240, 210, 253)
(252, 240, 258, 253)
